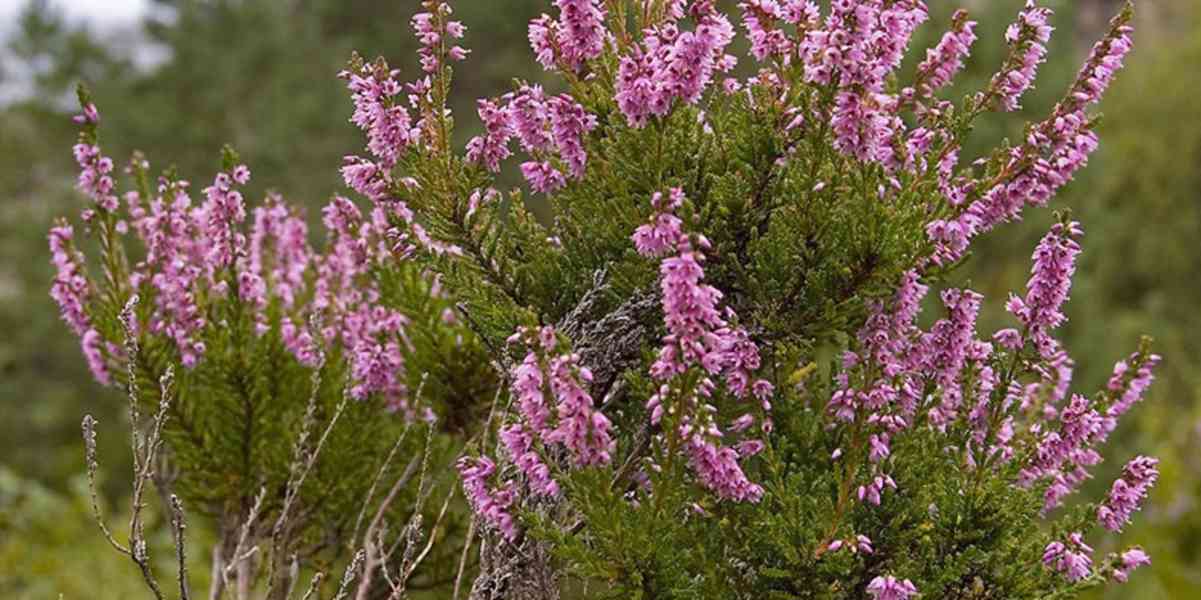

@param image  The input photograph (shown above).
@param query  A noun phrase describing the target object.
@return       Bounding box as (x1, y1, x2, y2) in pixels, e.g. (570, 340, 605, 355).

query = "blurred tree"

(0, 0, 549, 494)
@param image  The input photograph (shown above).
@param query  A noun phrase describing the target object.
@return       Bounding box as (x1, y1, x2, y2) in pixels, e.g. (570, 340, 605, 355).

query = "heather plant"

(48, 1, 1162, 598)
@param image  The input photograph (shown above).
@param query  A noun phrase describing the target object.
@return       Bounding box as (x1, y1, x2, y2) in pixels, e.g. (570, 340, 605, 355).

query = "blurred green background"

(1, 1, 1196, 597)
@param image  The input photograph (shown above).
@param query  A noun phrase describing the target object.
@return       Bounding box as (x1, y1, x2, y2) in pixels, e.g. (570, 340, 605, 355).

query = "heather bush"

(47, 1, 1161, 598)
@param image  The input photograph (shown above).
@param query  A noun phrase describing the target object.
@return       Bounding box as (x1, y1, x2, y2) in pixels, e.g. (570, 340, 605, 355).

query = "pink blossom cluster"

(985, 1, 1054, 112)
(529, 0, 608, 72)
(412, 2, 469, 74)
(633, 188, 772, 503)
(503, 326, 615, 475)
(72, 142, 119, 219)
(1112, 548, 1151, 583)
(56, 100, 432, 410)
(908, 10, 977, 100)
(458, 325, 615, 535)
(467, 85, 597, 193)
(867, 575, 918, 600)
(738, 1, 819, 62)
(199, 166, 251, 278)
(48, 223, 111, 384)
(927, 7, 1132, 266)
(1043, 532, 1094, 582)
(797, 0, 928, 165)
(311, 196, 423, 410)
(1006, 220, 1082, 358)
(457, 456, 518, 540)
(829, 217, 1158, 532)
(614, 1, 737, 128)
(1097, 456, 1158, 532)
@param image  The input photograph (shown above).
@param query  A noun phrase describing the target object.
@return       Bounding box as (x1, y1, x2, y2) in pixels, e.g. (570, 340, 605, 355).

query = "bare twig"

(169, 494, 193, 600)
(81, 414, 130, 555)
(452, 518, 478, 600)
(299, 572, 325, 600)
(333, 550, 367, 600)
(350, 375, 427, 550)
(223, 486, 267, 592)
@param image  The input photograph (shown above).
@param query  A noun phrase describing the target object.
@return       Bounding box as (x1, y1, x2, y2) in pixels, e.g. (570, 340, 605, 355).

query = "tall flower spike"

(986, 1, 1054, 112)
(638, 188, 771, 503)
(1007, 220, 1082, 358)
(1097, 456, 1158, 532)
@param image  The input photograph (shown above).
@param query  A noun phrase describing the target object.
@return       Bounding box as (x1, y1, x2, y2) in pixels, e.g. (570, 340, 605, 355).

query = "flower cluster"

(1043, 532, 1094, 582)
(908, 9, 977, 100)
(635, 188, 773, 503)
(1006, 220, 1082, 358)
(53, 95, 442, 414)
(828, 215, 1158, 564)
(798, 0, 928, 165)
(1098, 455, 1159, 532)
(738, 1, 820, 62)
(986, 1, 1054, 112)
(506, 325, 615, 470)
(927, 6, 1134, 266)
(49, 223, 111, 384)
(614, 1, 737, 128)
(457, 457, 518, 540)
(412, 2, 469, 74)
(528, 0, 608, 71)
(467, 85, 597, 193)
(458, 325, 614, 536)
(867, 575, 918, 600)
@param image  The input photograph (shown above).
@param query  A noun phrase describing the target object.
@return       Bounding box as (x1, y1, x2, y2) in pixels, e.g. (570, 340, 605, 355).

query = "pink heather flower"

(412, 3, 469, 74)
(987, 1, 1054, 112)
(1105, 350, 1159, 428)
(1044, 532, 1093, 582)
(1113, 548, 1150, 583)
(613, 3, 736, 128)
(479, 86, 595, 192)
(510, 85, 554, 154)
(457, 456, 517, 540)
(1098, 456, 1158, 532)
(547, 94, 598, 179)
(923, 288, 984, 428)
(530, 0, 608, 72)
(521, 161, 568, 194)
(637, 188, 771, 503)
(128, 183, 208, 367)
(346, 306, 410, 410)
(466, 98, 514, 171)
(1021, 393, 1106, 512)
(248, 196, 311, 310)
(500, 424, 559, 497)
(867, 575, 918, 600)
(831, 92, 899, 165)
(739, 0, 808, 61)
(914, 10, 978, 97)
(342, 64, 418, 170)
(73, 102, 99, 125)
(340, 156, 389, 201)
(684, 435, 764, 502)
(507, 326, 615, 470)
(72, 143, 119, 216)
(528, 15, 556, 70)
(199, 169, 250, 276)
(1007, 221, 1082, 358)
(81, 328, 112, 386)
(632, 188, 686, 257)
(1068, 16, 1133, 109)
(48, 223, 92, 337)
